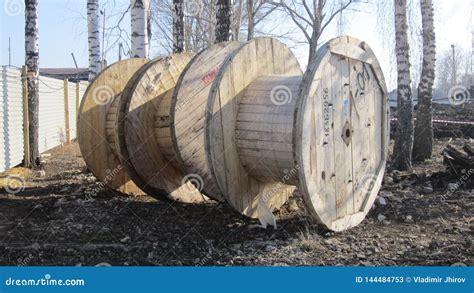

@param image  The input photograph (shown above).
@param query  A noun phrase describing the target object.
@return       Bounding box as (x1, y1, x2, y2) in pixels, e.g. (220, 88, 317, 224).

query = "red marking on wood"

(201, 65, 222, 86)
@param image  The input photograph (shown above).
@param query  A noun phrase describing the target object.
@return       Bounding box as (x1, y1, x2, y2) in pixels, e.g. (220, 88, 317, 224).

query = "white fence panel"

(68, 83, 77, 140)
(38, 77, 66, 153)
(0, 67, 24, 172)
(1, 68, 87, 172)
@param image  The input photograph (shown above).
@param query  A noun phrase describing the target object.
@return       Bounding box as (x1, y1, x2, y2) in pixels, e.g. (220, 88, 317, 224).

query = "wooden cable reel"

(176, 36, 389, 231)
(78, 58, 149, 196)
(117, 53, 206, 202)
(78, 55, 206, 202)
(171, 38, 300, 214)
(78, 36, 389, 231)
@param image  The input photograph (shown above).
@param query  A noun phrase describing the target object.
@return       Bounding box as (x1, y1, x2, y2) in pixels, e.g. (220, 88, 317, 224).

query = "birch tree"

(87, 0, 101, 81)
(392, 0, 414, 171)
(172, 0, 185, 52)
(25, 0, 40, 167)
(215, 0, 232, 42)
(131, 0, 150, 58)
(412, 0, 436, 161)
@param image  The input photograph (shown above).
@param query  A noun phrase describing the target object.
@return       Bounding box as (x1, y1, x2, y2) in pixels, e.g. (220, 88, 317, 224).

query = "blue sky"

(0, 0, 472, 90)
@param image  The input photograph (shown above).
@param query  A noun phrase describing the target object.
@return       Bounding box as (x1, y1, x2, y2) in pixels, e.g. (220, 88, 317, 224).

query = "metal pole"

(71, 53, 79, 69)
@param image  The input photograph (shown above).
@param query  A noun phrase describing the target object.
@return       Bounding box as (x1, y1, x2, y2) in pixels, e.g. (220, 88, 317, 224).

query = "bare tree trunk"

(131, 0, 149, 58)
(246, 0, 254, 41)
(172, 0, 185, 52)
(25, 0, 40, 167)
(232, 0, 243, 40)
(393, 0, 414, 171)
(147, 1, 152, 50)
(413, 0, 436, 161)
(307, 5, 323, 64)
(215, 0, 232, 42)
(87, 0, 101, 81)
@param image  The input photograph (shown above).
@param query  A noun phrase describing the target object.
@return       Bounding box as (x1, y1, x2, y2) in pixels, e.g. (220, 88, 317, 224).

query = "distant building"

(39, 68, 88, 82)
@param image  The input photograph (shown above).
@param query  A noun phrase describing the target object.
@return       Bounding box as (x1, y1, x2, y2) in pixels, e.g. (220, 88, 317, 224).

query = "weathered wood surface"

(78, 58, 148, 195)
(77, 36, 389, 232)
(207, 37, 302, 217)
(171, 41, 242, 201)
(117, 53, 205, 202)
(295, 36, 389, 231)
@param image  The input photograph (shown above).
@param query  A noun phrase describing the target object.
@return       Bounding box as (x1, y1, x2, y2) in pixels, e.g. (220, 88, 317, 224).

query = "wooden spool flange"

(117, 53, 206, 202)
(78, 58, 148, 196)
(170, 41, 243, 201)
(295, 36, 389, 231)
(206, 36, 389, 231)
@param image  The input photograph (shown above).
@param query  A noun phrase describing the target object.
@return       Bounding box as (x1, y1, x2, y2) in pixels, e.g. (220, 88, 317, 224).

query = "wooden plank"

(317, 62, 336, 222)
(76, 82, 80, 133)
(64, 79, 70, 144)
(349, 59, 372, 212)
(330, 43, 373, 65)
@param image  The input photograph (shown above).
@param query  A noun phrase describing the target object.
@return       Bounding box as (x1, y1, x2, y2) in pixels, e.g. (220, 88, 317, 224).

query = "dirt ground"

(0, 137, 472, 266)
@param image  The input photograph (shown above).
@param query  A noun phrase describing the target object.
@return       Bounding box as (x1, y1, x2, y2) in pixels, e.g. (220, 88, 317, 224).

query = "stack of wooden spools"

(78, 36, 389, 232)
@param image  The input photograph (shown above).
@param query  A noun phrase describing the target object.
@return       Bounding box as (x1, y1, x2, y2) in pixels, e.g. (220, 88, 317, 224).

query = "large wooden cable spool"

(78, 58, 149, 196)
(206, 38, 303, 217)
(117, 53, 206, 202)
(170, 41, 243, 201)
(78, 37, 389, 232)
(205, 36, 389, 231)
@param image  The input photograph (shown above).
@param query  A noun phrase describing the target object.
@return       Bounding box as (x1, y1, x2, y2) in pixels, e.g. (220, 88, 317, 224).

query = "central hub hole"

(345, 129, 351, 138)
